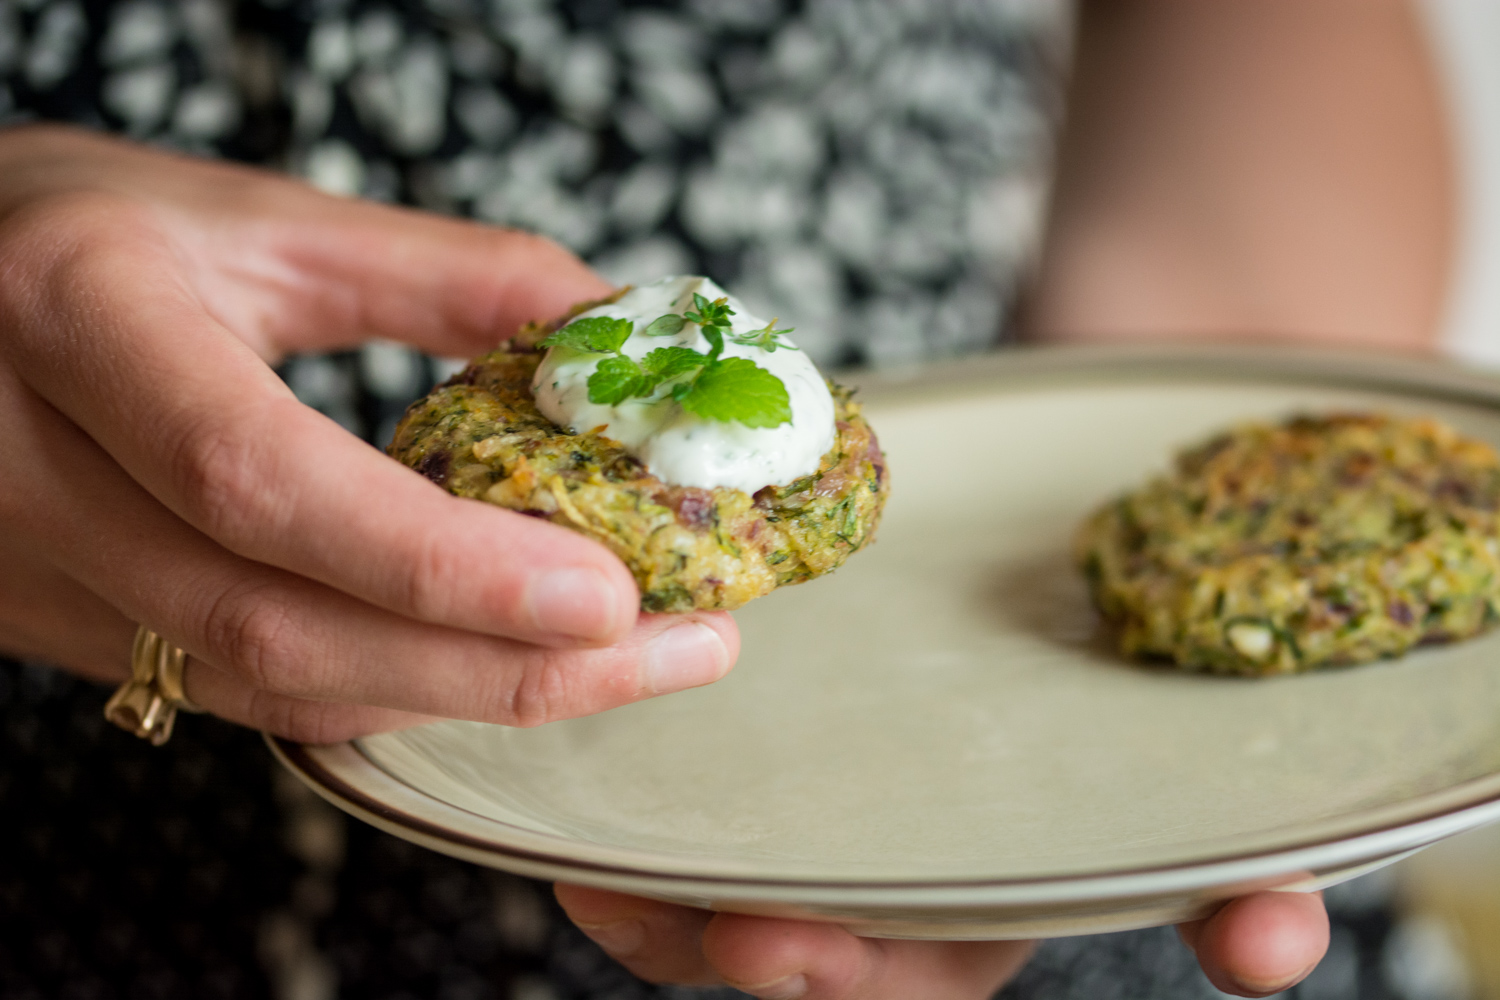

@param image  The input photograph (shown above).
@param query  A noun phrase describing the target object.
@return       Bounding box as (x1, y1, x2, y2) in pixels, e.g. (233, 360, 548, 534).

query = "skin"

(1027, 0, 1453, 353)
(0, 124, 738, 735)
(0, 0, 1451, 991)
(555, 887, 1330, 999)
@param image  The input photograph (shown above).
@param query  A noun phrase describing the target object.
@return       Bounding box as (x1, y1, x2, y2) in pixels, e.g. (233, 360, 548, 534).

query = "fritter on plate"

(389, 297, 889, 613)
(1076, 414, 1500, 675)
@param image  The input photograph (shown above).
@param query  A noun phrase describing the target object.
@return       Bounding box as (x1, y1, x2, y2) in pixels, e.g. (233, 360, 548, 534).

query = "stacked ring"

(104, 626, 203, 745)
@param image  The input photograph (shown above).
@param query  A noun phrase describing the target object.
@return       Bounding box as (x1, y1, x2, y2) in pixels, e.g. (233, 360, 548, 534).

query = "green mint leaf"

(540, 316, 633, 354)
(643, 314, 687, 337)
(641, 346, 707, 382)
(587, 355, 647, 406)
(685, 294, 734, 332)
(676, 357, 792, 428)
(546, 297, 791, 427)
(729, 320, 798, 353)
(682, 296, 742, 363)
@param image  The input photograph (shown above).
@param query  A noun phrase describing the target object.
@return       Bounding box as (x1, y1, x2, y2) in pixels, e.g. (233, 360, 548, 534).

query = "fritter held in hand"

(388, 292, 888, 613)
(1076, 414, 1500, 675)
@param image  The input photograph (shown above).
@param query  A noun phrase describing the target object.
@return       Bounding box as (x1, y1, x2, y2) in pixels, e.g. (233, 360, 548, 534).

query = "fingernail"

(1231, 960, 1319, 997)
(643, 623, 730, 694)
(578, 919, 644, 958)
(745, 974, 807, 1000)
(528, 568, 620, 640)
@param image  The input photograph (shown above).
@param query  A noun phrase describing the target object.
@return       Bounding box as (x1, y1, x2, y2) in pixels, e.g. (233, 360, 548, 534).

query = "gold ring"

(104, 626, 203, 745)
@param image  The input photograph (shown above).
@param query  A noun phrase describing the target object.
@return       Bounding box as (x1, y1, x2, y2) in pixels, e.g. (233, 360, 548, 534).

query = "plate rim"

(269, 734, 1500, 904)
(847, 341, 1500, 413)
(272, 343, 1500, 903)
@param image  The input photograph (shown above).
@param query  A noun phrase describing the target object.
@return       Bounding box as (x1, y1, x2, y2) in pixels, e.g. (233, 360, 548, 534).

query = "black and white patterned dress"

(0, 3, 1419, 999)
(3, 0, 1068, 440)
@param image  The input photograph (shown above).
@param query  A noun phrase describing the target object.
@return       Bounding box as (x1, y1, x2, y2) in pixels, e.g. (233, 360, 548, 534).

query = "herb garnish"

(540, 294, 793, 429)
(730, 318, 798, 353)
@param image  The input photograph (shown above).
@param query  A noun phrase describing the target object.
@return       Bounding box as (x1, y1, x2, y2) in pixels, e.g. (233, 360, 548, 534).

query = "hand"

(555, 885, 1329, 999)
(0, 125, 737, 740)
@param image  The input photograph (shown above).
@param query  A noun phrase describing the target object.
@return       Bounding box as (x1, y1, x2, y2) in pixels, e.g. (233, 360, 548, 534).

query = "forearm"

(1025, 0, 1453, 352)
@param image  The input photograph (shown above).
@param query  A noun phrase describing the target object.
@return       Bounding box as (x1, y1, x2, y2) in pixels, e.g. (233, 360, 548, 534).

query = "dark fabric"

(0, 663, 287, 1000)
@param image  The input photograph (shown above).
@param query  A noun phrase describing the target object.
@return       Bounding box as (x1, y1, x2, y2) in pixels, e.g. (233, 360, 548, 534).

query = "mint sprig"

(730, 318, 797, 353)
(539, 316, 633, 354)
(675, 356, 791, 428)
(585, 355, 649, 406)
(641, 345, 706, 381)
(538, 294, 793, 428)
(642, 314, 686, 337)
(683, 293, 734, 357)
(684, 293, 796, 352)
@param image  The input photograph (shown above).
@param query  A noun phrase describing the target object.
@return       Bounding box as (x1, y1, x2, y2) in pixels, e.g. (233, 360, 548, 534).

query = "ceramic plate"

(271, 345, 1500, 939)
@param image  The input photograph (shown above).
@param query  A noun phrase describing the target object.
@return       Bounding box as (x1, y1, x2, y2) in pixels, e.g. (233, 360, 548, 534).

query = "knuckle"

(1, 189, 123, 246)
(495, 653, 574, 728)
(169, 416, 279, 548)
(201, 581, 301, 695)
(0, 190, 154, 274)
(247, 691, 351, 744)
(0, 192, 157, 345)
(402, 529, 467, 623)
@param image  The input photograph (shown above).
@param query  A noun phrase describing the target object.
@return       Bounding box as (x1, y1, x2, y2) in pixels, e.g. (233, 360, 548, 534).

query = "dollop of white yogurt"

(532, 276, 836, 493)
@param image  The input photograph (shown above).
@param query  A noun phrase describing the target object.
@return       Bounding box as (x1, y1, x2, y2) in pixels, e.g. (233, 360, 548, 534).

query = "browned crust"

(389, 346, 889, 612)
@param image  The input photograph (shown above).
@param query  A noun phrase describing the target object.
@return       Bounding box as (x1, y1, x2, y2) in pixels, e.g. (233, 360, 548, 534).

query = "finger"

(0, 529, 134, 684)
(0, 126, 613, 359)
(1178, 892, 1329, 997)
(1, 221, 641, 647)
(0, 525, 433, 740)
(223, 183, 615, 358)
(181, 656, 432, 743)
(554, 885, 720, 986)
(700, 915, 1035, 1000)
(0, 377, 738, 723)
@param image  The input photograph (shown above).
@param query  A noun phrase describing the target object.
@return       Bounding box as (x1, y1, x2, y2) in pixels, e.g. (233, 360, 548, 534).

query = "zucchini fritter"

(388, 331, 888, 613)
(1076, 414, 1500, 675)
